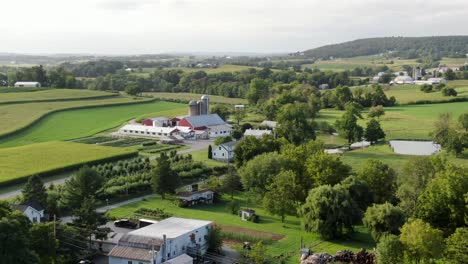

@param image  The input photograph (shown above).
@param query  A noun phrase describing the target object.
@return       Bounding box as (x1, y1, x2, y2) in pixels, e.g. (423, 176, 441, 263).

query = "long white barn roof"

(120, 124, 178, 134)
(129, 217, 212, 239)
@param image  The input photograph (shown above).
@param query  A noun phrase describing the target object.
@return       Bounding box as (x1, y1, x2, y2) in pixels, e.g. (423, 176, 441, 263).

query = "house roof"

(120, 124, 178, 134)
(119, 233, 163, 249)
(219, 141, 237, 150)
(129, 217, 212, 239)
(241, 209, 256, 213)
(164, 254, 193, 264)
(108, 245, 154, 262)
(176, 189, 214, 198)
(15, 81, 40, 85)
(182, 114, 226, 128)
(12, 200, 44, 212)
(150, 117, 168, 121)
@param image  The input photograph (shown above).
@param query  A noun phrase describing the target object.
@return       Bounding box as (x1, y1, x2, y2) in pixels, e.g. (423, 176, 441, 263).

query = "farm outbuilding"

(14, 81, 41, 87)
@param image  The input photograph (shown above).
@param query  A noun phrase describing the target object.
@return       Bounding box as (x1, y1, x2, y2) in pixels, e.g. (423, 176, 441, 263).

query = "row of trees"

(5, 65, 78, 88)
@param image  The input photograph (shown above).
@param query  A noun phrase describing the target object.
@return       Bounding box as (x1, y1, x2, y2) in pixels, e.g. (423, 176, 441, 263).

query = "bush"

(442, 87, 457, 96)
(134, 207, 172, 220)
(420, 84, 433, 93)
(226, 199, 240, 215)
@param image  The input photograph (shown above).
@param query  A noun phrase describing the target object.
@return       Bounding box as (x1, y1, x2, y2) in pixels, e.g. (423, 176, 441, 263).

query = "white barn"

(108, 217, 212, 264)
(212, 141, 237, 162)
(14, 81, 41, 87)
(119, 124, 194, 139)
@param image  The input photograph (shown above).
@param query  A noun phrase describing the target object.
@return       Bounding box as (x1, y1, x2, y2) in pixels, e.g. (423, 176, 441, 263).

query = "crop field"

(316, 101, 468, 140)
(145, 92, 248, 105)
(0, 96, 153, 138)
(302, 55, 419, 72)
(383, 83, 468, 104)
(0, 89, 116, 104)
(140, 64, 264, 74)
(0, 141, 136, 186)
(438, 57, 468, 67)
(0, 101, 186, 148)
(108, 194, 373, 264)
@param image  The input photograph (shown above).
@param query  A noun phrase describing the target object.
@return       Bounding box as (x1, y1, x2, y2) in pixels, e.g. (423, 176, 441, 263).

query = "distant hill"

(302, 36, 468, 59)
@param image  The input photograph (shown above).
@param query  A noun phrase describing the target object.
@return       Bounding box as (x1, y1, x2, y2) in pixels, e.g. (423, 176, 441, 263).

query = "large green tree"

(363, 203, 406, 242)
(339, 176, 374, 212)
(444, 227, 468, 263)
(263, 170, 300, 222)
(221, 167, 242, 199)
(151, 152, 180, 199)
(211, 104, 231, 120)
(276, 102, 316, 145)
(357, 159, 397, 204)
(335, 104, 363, 148)
(62, 166, 104, 209)
(30, 223, 60, 264)
(22, 175, 47, 207)
(376, 234, 405, 264)
(239, 152, 285, 195)
(299, 185, 361, 239)
(364, 118, 385, 144)
(247, 78, 270, 104)
(399, 219, 444, 263)
(305, 152, 351, 187)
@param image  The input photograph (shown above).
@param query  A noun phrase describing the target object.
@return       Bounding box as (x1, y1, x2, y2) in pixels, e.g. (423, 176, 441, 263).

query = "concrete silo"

(201, 95, 209, 115)
(188, 100, 199, 116)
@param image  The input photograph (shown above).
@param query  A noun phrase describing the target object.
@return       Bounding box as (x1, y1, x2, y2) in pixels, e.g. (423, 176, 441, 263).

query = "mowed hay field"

(145, 92, 248, 105)
(0, 89, 117, 104)
(302, 55, 419, 72)
(140, 64, 264, 74)
(0, 96, 153, 138)
(383, 82, 468, 104)
(316, 101, 468, 140)
(0, 101, 186, 148)
(0, 141, 136, 186)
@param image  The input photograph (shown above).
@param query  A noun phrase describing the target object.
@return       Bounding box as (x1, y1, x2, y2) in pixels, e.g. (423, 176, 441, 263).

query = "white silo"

(201, 95, 209, 115)
(189, 100, 199, 116)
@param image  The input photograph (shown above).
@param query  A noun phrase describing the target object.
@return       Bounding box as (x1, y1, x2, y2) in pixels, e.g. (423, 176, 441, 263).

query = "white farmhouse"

(14, 81, 41, 87)
(244, 128, 272, 138)
(108, 217, 212, 264)
(212, 141, 237, 162)
(12, 201, 44, 223)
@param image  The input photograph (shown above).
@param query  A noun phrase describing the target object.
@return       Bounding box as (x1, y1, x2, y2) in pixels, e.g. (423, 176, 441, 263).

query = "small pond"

(389, 140, 441, 156)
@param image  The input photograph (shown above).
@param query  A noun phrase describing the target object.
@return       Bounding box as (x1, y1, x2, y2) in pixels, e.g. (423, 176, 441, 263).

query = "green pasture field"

(0, 89, 116, 104)
(107, 194, 374, 263)
(438, 57, 468, 67)
(0, 141, 136, 186)
(0, 96, 152, 138)
(0, 101, 186, 148)
(383, 83, 468, 104)
(144, 92, 248, 105)
(316, 101, 468, 140)
(302, 55, 419, 72)
(138, 64, 264, 75)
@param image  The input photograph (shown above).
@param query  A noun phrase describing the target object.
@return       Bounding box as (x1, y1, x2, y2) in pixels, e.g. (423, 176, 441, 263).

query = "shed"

(240, 209, 256, 221)
(14, 81, 41, 87)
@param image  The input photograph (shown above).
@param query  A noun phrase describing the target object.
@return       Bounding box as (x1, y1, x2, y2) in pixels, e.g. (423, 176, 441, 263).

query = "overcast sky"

(1, 0, 468, 54)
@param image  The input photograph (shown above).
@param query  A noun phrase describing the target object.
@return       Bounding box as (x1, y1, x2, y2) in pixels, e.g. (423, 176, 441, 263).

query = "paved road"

(0, 175, 71, 200)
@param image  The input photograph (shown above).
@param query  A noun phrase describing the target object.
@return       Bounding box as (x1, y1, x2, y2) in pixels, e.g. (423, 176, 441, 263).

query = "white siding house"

(212, 141, 237, 162)
(12, 201, 44, 223)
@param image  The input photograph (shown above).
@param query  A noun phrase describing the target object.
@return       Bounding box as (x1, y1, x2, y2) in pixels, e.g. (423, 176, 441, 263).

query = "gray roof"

(183, 114, 226, 127)
(150, 117, 168, 121)
(221, 141, 237, 148)
(119, 233, 163, 249)
(12, 201, 44, 212)
(108, 246, 154, 262)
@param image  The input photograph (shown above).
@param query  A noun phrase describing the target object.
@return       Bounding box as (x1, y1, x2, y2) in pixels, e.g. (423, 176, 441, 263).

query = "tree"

(62, 166, 104, 209)
(335, 104, 363, 148)
(368, 105, 385, 118)
(442, 87, 457, 96)
(30, 223, 60, 264)
(364, 119, 385, 144)
(221, 167, 242, 199)
(299, 185, 361, 239)
(249, 241, 267, 264)
(214, 136, 233, 146)
(239, 152, 285, 194)
(211, 104, 231, 120)
(305, 152, 351, 187)
(22, 175, 47, 207)
(376, 234, 405, 264)
(458, 112, 468, 132)
(234, 135, 281, 168)
(339, 176, 373, 212)
(125, 83, 142, 96)
(276, 102, 316, 145)
(444, 227, 468, 263)
(416, 165, 468, 230)
(363, 203, 406, 242)
(233, 109, 247, 126)
(151, 152, 180, 199)
(333, 86, 353, 110)
(208, 145, 212, 159)
(263, 170, 299, 222)
(247, 78, 270, 104)
(399, 219, 444, 263)
(205, 224, 223, 253)
(357, 159, 397, 204)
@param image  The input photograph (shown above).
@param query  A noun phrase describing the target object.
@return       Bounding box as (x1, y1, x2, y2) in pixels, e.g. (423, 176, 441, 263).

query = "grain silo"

(188, 100, 199, 116)
(201, 95, 209, 115)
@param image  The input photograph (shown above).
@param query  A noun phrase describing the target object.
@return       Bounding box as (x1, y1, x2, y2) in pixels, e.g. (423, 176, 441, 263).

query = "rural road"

(0, 139, 213, 200)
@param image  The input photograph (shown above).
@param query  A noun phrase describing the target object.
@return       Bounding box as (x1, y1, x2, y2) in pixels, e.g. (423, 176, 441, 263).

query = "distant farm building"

(318, 84, 330, 90)
(14, 81, 41, 87)
(142, 117, 171, 127)
(243, 128, 272, 138)
(392, 75, 414, 85)
(212, 141, 237, 162)
(176, 184, 215, 207)
(260, 120, 277, 129)
(178, 114, 231, 138)
(12, 201, 44, 223)
(234, 104, 245, 111)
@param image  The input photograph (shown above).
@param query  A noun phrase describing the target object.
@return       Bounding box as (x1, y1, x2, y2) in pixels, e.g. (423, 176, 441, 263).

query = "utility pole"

(53, 214, 56, 238)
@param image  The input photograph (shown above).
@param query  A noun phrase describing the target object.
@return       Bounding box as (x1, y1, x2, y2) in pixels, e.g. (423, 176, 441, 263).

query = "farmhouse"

(108, 217, 212, 264)
(244, 128, 272, 138)
(178, 114, 232, 138)
(176, 184, 215, 207)
(212, 141, 237, 162)
(12, 201, 44, 223)
(14, 81, 41, 87)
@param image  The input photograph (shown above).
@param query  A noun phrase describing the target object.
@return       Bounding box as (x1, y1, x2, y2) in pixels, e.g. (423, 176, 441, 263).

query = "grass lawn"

(0, 141, 136, 186)
(0, 96, 153, 138)
(383, 83, 468, 104)
(107, 194, 374, 263)
(0, 101, 186, 148)
(302, 55, 419, 72)
(144, 92, 248, 105)
(190, 147, 227, 168)
(0, 89, 116, 104)
(316, 101, 468, 140)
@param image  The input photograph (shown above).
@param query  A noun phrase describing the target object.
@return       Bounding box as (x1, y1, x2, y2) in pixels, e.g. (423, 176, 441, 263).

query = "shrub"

(442, 87, 457, 97)
(226, 199, 240, 215)
(420, 84, 433, 93)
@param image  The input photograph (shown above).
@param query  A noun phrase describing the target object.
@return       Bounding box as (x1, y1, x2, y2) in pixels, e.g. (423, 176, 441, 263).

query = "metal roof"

(182, 114, 226, 128)
(120, 124, 178, 134)
(164, 254, 193, 264)
(108, 245, 154, 262)
(119, 233, 163, 249)
(129, 217, 212, 239)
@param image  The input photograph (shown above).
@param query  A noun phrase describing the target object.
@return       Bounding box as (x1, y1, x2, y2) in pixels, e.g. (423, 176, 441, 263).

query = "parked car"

(114, 219, 137, 229)
(78, 260, 94, 264)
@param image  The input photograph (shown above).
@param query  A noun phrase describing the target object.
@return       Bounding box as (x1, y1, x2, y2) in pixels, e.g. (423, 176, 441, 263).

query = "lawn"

(0, 101, 186, 148)
(383, 83, 468, 104)
(0, 96, 153, 138)
(302, 55, 419, 72)
(190, 147, 227, 168)
(316, 101, 468, 140)
(0, 141, 136, 186)
(0, 89, 117, 104)
(144, 92, 247, 105)
(107, 194, 374, 263)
